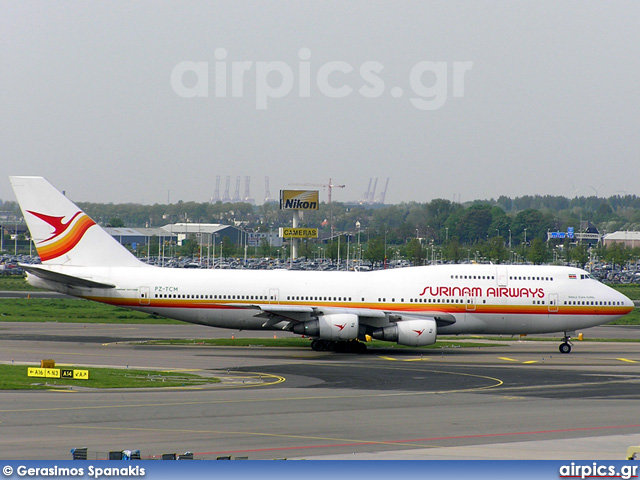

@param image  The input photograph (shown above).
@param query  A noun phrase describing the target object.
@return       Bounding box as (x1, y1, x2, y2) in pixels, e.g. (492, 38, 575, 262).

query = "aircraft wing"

(20, 264, 116, 289)
(233, 303, 456, 329)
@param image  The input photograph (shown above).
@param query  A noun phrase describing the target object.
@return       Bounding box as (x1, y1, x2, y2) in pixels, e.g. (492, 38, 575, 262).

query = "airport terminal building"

(105, 223, 283, 249)
(603, 231, 640, 248)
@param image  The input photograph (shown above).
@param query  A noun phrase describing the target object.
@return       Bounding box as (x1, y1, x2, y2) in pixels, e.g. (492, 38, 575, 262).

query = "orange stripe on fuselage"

(81, 297, 633, 318)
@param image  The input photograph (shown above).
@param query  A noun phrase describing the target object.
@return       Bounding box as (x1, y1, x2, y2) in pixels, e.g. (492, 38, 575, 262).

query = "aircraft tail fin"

(9, 176, 143, 268)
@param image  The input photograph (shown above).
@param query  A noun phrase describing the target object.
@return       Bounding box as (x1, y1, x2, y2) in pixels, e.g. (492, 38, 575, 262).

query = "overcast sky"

(2, 1, 639, 206)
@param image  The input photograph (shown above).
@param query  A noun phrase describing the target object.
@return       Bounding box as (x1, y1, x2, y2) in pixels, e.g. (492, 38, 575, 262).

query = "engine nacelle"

(292, 314, 359, 341)
(372, 318, 437, 347)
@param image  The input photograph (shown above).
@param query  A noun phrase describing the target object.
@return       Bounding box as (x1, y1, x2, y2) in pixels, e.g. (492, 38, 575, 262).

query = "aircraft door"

(497, 267, 508, 287)
(139, 286, 151, 306)
(548, 293, 559, 313)
(269, 288, 280, 304)
(465, 296, 476, 311)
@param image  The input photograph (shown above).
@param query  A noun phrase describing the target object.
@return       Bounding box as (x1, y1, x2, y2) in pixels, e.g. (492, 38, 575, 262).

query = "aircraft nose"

(618, 290, 634, 309)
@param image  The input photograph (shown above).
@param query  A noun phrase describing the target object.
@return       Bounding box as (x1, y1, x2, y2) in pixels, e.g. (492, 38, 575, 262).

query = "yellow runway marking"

(522, 361, 539, 364)
(499, 357, 519, 362)
(379, 356, 430, 362)
(617, 358, 638, 363)
(0, 375, 502, 414)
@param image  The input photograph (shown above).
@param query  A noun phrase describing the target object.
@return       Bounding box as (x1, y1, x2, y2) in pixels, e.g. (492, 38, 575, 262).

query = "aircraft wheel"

(559, 342, 571, 354)
(311, 339, 329, 352)
(333, 342, 347, 353)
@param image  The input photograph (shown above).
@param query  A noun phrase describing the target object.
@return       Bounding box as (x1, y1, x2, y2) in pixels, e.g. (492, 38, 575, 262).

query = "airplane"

(9, 176, 635, 354)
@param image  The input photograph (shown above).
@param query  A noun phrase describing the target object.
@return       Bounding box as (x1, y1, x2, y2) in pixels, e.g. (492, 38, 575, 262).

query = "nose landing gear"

(559, 333, 573, 354)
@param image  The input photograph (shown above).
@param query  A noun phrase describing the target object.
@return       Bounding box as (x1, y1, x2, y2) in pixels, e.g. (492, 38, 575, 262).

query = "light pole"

(356, 221, 361, 266)
(213, 233, 218, 268)
(346, 233, 350, 270)
(384, 230, 388, 269)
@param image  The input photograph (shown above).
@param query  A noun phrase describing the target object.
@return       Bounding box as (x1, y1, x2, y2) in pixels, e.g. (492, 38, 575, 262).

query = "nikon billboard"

(280, 190, 319, 211)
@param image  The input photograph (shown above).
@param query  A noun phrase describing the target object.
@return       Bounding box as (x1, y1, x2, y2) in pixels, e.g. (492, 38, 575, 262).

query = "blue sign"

(549, 230, 575, 240)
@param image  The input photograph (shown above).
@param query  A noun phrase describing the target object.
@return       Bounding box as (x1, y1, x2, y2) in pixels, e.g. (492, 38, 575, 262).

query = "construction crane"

(369, 178, 378, 204)
(211, 175, 221, 203)
(264, 176, 273, 203)
(232, 176, 241, 202)
(360, 178, 373, 205)
(244, 176, 255, 204)
(376, 177, 389, 204)
(290, 178, 345, 205)
(290, 178, 345, 238)
(222, 176, 231, 203)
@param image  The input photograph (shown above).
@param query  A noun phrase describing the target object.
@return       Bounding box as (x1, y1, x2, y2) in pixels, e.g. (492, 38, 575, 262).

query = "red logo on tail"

(26, 210, 95, 262)
(27, 210, 82, 243)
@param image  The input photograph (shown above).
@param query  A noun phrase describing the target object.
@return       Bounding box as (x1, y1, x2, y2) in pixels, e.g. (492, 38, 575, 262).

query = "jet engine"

(372, 318, 437, 347)
(292, 313, 359, 341)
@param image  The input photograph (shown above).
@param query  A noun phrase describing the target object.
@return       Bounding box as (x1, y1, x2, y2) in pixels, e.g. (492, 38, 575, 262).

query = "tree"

(259, 238, 271, 258)
(364, 237, 385, 263)
(457, 205, 492, 243)
(511, 209, 550, 244)
(488, 236, 507, 263)
(221, 236, 235, 258)
(107, 217, 125, 228)
(179, 237, 199, 257)
(443, 237, 462, 263)
(528, 238, 548, 264)
(405, 238, 424, 266)
(570, 242, 588, 268)
(604, 242, 631, 268)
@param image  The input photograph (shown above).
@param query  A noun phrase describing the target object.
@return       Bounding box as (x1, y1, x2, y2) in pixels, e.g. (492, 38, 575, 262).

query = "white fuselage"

(31, 263, 634, 337)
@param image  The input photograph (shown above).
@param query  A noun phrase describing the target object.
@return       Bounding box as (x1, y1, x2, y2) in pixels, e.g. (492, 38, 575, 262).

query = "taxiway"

(1, 322, 640, 460)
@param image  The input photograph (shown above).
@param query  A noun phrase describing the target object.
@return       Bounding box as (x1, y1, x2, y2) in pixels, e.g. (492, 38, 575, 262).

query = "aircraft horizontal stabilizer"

(21, 264, 116, 289)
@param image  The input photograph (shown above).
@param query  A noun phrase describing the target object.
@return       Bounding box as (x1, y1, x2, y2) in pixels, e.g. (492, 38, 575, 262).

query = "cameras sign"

(279, 228, 319, 238)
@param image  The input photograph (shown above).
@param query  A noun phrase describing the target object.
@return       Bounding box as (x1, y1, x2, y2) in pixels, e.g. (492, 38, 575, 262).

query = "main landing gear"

(559, 333, 573, 354)
(310, 339, 368, 353)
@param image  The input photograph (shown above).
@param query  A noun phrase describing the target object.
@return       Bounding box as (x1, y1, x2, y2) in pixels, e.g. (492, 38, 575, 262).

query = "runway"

(1, 322, 640, 460)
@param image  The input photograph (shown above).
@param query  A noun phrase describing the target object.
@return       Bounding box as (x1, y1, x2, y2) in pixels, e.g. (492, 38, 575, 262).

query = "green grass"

(0, 275, 41, 291)
(608, 308, 640, 325)
(0, 364, 218, 390)
(0, 298, 182, 324)
(610, 284, 640, 301)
